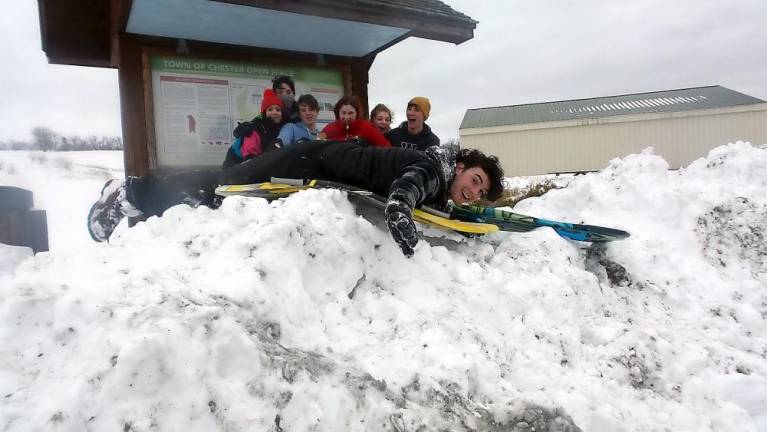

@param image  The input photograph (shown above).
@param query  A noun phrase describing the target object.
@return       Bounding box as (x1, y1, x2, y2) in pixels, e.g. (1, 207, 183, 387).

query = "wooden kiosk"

(37, 0, 476, 176)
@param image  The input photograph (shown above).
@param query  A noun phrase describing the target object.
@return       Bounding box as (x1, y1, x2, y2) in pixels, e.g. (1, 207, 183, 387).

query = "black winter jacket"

(385, 121, 440, 152)
(127, 141, 457, 219)
(219, 140, 457, 211)
(222, 116, 285, 169)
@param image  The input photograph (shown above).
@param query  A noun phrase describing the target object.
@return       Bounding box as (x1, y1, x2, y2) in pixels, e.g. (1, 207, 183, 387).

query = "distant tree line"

(443, 137, 460, 149)
(0, 127, 122, 151)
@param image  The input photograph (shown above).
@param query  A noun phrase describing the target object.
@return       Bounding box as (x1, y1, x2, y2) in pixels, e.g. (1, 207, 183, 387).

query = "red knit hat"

(261, 88, 284, 114)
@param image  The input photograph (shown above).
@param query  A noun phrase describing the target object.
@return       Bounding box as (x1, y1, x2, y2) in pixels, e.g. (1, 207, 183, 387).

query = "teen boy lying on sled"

(87, 141, 504, 257)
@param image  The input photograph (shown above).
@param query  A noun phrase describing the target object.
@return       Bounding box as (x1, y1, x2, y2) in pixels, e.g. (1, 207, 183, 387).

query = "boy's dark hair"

(333, 95, 363, 120)
(297, 94, 320, 111)
(456, 148, 505, 201)
(272, 76, 296, 94)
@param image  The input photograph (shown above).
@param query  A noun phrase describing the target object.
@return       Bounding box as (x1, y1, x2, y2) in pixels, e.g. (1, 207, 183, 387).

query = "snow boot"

(87, 178, 141, 242)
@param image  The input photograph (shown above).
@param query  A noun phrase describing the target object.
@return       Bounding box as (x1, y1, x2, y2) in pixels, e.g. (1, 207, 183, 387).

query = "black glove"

(385, 198, 418, 258)
(233, 121, 255, 138)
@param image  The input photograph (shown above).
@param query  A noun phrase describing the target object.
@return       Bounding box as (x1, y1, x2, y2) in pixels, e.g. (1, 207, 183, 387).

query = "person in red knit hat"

(222, 88, 285, 168)
(318, 95, 391, 147)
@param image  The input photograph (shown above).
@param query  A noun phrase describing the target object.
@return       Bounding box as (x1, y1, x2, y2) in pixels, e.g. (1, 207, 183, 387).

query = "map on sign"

(230, 83, 268, 128)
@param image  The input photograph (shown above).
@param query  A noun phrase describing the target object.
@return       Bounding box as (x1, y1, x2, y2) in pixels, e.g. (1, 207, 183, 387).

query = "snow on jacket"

(385, 121, 440, 151)
(321, 119, 391, 148)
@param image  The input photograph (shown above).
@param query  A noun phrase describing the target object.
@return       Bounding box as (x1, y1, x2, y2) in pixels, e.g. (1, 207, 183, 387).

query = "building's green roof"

(460, 85, 765, 130)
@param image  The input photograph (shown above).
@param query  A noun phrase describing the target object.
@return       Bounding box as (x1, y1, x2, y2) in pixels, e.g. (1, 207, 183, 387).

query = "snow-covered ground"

(1, 143, 766, 431)
(0, 151, 123, 252)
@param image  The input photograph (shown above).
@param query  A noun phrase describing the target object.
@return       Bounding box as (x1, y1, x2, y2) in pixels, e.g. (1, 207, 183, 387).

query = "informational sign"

(150, 56, 344, 167)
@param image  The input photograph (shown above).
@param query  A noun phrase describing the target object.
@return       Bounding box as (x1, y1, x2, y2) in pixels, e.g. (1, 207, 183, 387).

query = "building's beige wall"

(459, 104, 767, 176)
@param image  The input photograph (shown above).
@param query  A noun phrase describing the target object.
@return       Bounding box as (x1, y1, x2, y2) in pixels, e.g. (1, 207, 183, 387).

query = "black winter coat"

(126, 141, 457, 218)
(221, 116, 285, 169)
(219, 140, 457, 211)
(385, 121, 440, 152)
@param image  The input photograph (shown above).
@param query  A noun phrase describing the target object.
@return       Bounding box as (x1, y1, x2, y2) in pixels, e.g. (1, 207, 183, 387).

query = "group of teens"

(86, 75, 505, 257)
(222, 75, 441, 168)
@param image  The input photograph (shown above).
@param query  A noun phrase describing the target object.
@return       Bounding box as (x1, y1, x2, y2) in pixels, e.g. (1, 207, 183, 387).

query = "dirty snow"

(1, 142, 766, 431)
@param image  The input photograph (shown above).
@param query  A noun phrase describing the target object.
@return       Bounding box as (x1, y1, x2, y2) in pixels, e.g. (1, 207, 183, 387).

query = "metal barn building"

(459, 86, 767, 176)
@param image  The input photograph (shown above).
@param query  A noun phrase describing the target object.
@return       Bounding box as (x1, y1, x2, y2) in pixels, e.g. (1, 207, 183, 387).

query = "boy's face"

(338, 104, 357, 124)
(275, 83, 294, 98)
(449, 163, 489, 205)
(406, 104, 425, 130)
(264, 105, 282, 123)
(299, 104, 318, 126)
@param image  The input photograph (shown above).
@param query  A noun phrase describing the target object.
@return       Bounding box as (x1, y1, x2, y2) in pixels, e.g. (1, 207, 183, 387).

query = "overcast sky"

(1, 0, 766, 143)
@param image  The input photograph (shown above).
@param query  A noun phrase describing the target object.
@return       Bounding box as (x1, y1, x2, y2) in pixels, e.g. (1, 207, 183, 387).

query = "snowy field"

(1, 143, 766, 431)
(0, 151, 123, 252)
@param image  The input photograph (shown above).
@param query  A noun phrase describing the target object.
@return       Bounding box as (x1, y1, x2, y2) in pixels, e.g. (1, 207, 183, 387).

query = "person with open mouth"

(385, 97, 440, 151)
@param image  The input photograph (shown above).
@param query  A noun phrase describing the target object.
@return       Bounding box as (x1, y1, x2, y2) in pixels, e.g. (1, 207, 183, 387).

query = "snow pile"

(0, 245, 32, 275)
(1, 143, 766, 431)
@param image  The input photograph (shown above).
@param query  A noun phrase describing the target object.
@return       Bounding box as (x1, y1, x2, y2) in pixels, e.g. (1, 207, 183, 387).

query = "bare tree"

(57, 136, 72, 152)
(1, 128, 123, 151)
(443, 137, 461, 152)
(31, 127, 59, 152)
(9, 140, 32, 150)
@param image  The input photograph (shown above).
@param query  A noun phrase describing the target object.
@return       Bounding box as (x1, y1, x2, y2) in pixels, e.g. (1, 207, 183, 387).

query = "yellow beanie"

(408, 97, 431, 120)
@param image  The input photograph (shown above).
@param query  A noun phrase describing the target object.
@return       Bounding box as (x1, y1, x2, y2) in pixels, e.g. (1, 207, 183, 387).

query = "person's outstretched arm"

(385, 161, 441, 257)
